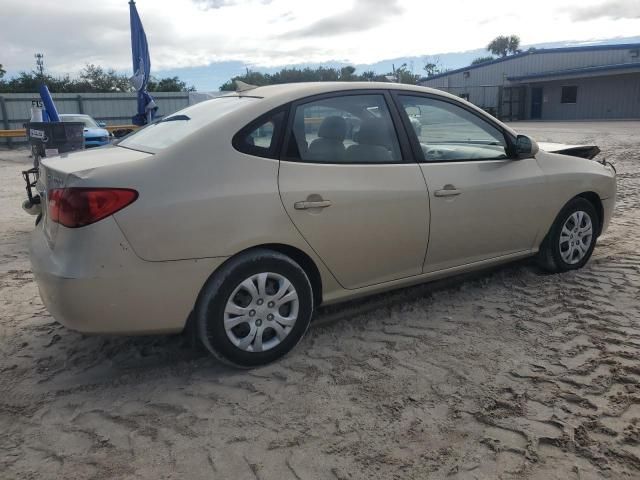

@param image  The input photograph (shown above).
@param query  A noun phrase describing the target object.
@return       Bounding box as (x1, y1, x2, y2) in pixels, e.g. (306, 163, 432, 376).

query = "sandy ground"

(1, 121, 639, 479)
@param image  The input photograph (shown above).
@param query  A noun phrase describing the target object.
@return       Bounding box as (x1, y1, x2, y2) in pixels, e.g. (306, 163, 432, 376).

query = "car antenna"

(235, 80, 258, 93)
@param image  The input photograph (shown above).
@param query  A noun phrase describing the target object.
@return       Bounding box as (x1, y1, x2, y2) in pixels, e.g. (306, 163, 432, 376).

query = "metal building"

(419, 43, 640, 121)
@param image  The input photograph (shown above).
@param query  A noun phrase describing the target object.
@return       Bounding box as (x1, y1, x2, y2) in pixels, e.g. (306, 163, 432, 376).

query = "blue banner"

(129, 0, 157, 125)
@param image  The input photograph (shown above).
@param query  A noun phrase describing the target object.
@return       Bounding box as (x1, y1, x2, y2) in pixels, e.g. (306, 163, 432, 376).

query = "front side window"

(287, 94, 402, 164)
(398, 95, 508, 162)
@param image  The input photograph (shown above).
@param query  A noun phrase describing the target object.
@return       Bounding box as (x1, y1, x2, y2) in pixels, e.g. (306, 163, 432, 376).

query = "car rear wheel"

(537, 197, 599, 273)
(195, 249, 314, 368)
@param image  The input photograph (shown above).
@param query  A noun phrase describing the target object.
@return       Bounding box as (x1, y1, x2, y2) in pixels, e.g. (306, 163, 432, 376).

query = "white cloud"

(280, 0, 404, 38)
(1, 0, 639, 76)
(567, 0, 640, 21)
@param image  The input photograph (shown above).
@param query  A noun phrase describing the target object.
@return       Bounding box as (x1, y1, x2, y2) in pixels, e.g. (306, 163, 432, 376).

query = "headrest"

(318, 116, 347, 141)
(355, 118, 389, 146)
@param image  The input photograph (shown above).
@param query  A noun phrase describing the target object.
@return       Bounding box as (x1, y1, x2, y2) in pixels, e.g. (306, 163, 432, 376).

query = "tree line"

(219, 61, 441, 91)
(220, 35, 524, 90)
(0, 35, 524, 94)
(0, 63, 195, 93)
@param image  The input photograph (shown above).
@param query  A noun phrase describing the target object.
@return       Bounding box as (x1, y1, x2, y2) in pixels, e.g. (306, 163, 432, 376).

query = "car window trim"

(279, 89, 414, 165)
(389, 90, 518, 163)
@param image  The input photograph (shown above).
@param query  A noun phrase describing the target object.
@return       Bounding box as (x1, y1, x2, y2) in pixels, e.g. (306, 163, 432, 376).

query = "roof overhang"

(507, 62, 640, 83)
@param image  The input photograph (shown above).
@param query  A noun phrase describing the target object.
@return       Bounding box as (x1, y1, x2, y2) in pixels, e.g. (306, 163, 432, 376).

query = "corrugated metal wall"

(423, 46, 640, 89)
(0, 92, 189, 145)
(427, 85, 502, 116)
(421, 45, 640, 119)
(525, 74, 640, 120)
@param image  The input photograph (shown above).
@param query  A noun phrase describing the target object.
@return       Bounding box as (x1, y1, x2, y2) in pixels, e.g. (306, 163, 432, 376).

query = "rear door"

(278, 92, 430, 289)
(393, 93, 546, 273)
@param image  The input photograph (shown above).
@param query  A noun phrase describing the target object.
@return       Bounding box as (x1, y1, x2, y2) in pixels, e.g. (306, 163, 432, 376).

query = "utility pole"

(34, 53, 45, 78)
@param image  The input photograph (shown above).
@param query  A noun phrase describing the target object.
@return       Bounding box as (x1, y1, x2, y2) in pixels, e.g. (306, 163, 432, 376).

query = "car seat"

(345, 118, 394, 163)
(308, 116, 347, 162)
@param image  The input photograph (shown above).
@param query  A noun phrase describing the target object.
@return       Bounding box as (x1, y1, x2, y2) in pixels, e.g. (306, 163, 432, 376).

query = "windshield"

(60, 115, 98, 128)
(118, 96, 258, 153)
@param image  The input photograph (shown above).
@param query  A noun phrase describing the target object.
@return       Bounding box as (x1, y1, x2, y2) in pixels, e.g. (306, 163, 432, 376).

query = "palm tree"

(487, 35, 521, 57)
(507, 35, 522, 55)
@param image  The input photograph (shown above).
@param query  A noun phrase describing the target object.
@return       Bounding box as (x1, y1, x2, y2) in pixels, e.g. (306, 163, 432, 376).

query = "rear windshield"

(118, 96, 258, 153)
(61, 115, 98, 128)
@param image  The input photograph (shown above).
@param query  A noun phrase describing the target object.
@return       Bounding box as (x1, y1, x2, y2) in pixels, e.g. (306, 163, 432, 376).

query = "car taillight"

(48, 188, 138, 228)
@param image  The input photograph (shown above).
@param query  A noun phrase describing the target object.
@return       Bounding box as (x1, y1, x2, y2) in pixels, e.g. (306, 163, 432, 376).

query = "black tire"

(195, 249, 314, 368)
(537, 197, 600, 273)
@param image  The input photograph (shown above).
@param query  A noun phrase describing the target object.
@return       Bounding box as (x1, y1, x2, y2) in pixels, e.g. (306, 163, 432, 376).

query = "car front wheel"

(196, 249, 314, 368)
(538, 197, 599, 273)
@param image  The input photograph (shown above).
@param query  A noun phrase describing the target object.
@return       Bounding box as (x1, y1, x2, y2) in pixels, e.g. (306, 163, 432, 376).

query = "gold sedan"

(30, 82, 616, 367)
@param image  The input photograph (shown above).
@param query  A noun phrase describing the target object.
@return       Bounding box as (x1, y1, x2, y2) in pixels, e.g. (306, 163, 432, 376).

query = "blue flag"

(129, 0, 157, 125)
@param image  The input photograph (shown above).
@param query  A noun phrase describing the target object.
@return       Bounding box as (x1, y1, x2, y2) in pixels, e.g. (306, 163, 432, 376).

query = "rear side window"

(233, 110, 285, 159)
(286, 94, 403, 164)
(119, 96, 258, 153)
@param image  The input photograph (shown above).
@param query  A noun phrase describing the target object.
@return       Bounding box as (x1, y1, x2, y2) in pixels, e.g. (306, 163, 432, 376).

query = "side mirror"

(514, 134, 539, 159)
(98, 121, 107, 128)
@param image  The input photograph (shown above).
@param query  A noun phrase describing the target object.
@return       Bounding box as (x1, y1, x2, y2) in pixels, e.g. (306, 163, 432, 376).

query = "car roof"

(227, 81, 451, 103)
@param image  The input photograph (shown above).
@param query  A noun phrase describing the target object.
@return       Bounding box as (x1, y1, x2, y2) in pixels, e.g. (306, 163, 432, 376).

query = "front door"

(278, 92, 430, 289)
(531, 87, 543, 119)
(394, 94, 545, 273)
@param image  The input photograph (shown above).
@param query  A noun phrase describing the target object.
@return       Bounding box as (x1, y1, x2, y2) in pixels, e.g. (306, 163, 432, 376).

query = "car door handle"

(434, 186, 461, 197)
(294, 200, 332, 210)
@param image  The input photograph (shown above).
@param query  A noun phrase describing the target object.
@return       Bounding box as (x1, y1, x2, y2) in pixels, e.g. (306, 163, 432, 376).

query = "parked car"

(59, 114, 110, 148)
(30, 82, 616, 367)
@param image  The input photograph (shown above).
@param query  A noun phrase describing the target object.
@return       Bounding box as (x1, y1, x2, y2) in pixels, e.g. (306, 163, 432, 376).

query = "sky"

(1, 0, 639, 89)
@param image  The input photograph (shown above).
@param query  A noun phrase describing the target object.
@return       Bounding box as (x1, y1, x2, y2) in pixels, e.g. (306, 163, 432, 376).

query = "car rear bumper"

(30, 217, 227, 335)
